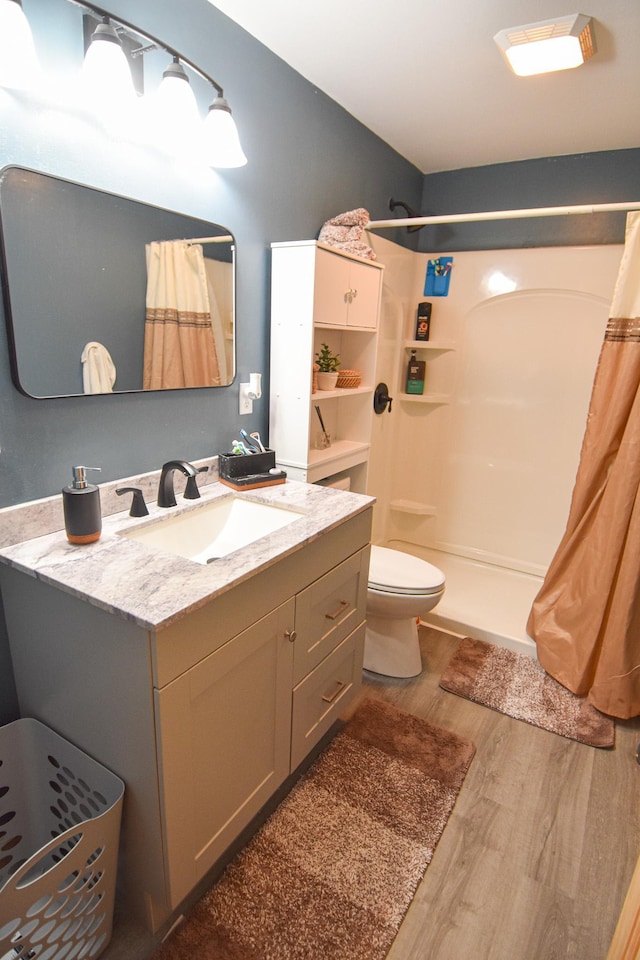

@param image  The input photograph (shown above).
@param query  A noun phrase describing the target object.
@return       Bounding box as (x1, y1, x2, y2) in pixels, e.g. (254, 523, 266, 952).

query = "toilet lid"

(369, 545, 445, 596)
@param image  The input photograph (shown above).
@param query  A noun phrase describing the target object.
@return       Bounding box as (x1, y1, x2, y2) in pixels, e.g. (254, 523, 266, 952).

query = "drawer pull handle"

(322, 680, 346, 703)
(285, 629, 297, 643)
(325, 600, 350, 621)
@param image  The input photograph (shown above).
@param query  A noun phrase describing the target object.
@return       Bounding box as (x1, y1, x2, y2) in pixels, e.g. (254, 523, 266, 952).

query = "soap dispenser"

(62, 466, 102, 544)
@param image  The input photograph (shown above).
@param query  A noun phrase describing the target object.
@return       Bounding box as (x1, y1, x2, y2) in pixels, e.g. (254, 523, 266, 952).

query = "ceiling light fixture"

(494, 13, 595, 77)
(0, 0, 39, 90)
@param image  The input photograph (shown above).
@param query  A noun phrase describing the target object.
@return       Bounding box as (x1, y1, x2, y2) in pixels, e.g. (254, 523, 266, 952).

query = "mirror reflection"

(0, 166, 236, 398)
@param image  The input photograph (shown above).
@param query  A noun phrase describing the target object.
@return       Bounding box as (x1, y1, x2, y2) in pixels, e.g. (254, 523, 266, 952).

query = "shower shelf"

(403, 339, 456, 352)
(390, 500, 437, 516)
(399, 393, 450, 404)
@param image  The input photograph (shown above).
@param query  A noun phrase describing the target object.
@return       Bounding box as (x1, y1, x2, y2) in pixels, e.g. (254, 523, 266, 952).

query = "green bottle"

(406, 350, 425, 395)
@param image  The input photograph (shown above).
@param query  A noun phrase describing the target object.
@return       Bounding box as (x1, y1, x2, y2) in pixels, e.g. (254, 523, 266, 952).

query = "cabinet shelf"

(399, 393, 450, 405)
(308, 439, 370, 469)
(312, 385, 373, 401)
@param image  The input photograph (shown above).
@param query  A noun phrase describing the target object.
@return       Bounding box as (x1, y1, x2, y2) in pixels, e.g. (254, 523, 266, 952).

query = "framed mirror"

(0, 166, 236, 398)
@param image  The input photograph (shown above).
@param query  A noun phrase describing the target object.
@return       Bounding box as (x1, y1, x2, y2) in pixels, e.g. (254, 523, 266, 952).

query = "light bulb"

(203, 96, 247, 168)
(82, 18, 136, 126)
(0, 0, 39, 90)
(155, 58, 202, 156)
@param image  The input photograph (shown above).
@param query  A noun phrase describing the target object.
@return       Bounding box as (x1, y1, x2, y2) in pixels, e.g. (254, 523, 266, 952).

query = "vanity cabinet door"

(155, 599, 295, 909)
(314, 248, 380, 329)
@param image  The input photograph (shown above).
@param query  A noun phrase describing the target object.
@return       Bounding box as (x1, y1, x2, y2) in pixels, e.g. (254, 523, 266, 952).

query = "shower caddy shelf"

(399, 338, 456, 404)
(390, 499, 437, 516)
(403, 339, 456, 352)
(399, 393, 451, 404)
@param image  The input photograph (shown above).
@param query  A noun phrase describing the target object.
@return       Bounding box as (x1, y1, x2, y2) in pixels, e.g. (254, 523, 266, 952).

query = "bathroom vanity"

(0, 477, 372, 933)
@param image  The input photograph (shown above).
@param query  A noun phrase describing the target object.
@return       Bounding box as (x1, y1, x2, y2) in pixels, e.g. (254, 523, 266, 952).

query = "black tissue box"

(218, 450, 285, 490)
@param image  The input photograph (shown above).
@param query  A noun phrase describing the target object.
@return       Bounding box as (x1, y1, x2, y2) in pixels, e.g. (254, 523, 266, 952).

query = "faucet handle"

(184, 474, 202, 500)
(116, 487, 149, 517)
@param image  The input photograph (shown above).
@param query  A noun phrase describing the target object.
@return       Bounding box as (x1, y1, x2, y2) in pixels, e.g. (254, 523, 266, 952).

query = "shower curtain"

(143, 240, 221, 390)
(528, 212, 640, 719)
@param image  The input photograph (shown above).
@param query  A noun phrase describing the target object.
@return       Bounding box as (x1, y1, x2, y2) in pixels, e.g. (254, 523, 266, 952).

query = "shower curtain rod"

(366, 200, 640, 230)
(182, 235, 234, 244)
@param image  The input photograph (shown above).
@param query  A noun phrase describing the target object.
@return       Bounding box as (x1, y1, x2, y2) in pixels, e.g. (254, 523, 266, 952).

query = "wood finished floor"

(102, 627, 640, 960)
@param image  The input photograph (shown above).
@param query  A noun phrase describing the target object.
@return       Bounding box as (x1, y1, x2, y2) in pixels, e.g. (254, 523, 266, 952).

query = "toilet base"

(363, 615, 422, 679)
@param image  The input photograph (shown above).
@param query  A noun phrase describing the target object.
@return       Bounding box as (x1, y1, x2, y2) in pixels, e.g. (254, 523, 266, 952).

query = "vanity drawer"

(290, 621, 365, 771)
(293, 546, 369, 685)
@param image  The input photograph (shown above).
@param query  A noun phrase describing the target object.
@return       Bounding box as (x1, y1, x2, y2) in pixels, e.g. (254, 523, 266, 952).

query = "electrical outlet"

(239, 388, 253, 415)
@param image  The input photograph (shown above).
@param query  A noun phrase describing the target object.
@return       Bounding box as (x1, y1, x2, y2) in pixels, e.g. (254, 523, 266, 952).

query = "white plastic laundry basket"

(0, 718, 125, 960)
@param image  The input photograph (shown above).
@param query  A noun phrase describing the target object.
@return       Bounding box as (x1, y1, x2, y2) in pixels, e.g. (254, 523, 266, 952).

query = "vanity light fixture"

(494, 13, 595, 77)
(0, 0, 39, 90)
(78, 1, 247, 166)
(1, 0, 248, 168)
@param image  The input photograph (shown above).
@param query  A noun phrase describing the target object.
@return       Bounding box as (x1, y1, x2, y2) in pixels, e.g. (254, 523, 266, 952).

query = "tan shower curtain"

(528, 212, 640, 719)
(143, 240, 221, 389)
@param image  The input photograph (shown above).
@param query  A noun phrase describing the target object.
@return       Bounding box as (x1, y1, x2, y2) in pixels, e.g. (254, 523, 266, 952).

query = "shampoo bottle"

(406, 350, 425, 395)
(62, 466, 102, 544)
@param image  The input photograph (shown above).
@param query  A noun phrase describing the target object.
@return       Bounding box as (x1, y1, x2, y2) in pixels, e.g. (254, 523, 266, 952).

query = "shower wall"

(367, 234, 624, 652)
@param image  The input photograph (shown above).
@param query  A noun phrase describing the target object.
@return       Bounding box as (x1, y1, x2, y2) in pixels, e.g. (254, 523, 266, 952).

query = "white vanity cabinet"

(0, 505, 371, 934)
(270, 241, 383, 492)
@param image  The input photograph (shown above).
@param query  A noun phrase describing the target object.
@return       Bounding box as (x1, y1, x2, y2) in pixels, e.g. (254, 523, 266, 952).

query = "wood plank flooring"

(101, 627, 640, 960)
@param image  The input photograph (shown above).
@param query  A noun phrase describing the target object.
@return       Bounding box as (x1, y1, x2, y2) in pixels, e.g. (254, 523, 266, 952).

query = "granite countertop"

(0, 479, 374, 632)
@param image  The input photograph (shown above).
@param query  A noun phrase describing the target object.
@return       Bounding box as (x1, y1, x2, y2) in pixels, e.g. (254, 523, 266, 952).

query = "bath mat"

(154, 697, 475, 960)
(440, 637, 615, 748)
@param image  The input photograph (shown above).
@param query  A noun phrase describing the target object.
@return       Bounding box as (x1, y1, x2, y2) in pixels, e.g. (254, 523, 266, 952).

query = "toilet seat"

(368, 545, 445, 597)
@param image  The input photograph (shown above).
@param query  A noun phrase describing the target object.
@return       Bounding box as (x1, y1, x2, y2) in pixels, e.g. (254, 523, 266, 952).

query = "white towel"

(81, 341, 116, 394)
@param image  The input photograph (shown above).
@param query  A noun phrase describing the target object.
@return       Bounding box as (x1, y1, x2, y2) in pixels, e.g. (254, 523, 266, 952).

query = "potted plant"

(315, 342, 340, 390)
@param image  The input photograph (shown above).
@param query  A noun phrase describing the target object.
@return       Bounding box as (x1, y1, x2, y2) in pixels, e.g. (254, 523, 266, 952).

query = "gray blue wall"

(0, 0, 423, 723)
(0, 0, 637, 723)
(414, 149, 640, 252)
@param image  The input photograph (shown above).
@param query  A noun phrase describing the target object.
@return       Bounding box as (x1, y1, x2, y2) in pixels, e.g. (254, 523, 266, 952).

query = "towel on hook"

(318, 208, 377, 261)
(81, 341, 117, 394)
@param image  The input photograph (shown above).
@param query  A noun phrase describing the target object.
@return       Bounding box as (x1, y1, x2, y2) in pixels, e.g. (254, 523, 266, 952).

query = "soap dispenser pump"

(62, 466, 102, 544)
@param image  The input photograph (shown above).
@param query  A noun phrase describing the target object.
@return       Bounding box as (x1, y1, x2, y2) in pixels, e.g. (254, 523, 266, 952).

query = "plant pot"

(316, 372, 339, 390)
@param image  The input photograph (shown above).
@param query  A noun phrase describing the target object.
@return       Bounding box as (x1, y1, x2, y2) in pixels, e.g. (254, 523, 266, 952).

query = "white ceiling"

(209, 0, 640, 174)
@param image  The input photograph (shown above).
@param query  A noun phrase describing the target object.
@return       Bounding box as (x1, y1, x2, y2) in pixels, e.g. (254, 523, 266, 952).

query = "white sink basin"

(122, 495, 303, 564)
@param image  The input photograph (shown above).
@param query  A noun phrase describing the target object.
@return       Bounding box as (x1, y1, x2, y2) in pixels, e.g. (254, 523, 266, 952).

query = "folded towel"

(318, 207, 376, 261)
(81, 341, 116, 394)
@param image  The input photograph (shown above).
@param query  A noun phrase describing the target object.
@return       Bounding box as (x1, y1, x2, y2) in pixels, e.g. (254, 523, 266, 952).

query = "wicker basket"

(336, 369, 362, 388)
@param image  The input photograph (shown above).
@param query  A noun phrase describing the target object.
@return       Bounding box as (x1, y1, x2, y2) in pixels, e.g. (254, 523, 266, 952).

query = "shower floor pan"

(386, 541, 542, 658)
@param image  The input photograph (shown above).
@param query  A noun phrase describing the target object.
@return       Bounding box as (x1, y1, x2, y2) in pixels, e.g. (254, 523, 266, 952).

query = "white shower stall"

(367, 233, 624, 655)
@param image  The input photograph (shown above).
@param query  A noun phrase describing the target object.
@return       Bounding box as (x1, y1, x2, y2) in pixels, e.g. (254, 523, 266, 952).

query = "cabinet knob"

(285, 629, 297, 643)
(344, 288, 358, 304)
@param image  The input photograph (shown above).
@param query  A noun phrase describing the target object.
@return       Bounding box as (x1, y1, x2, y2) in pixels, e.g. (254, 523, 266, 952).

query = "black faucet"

(157, 460, 201, 508)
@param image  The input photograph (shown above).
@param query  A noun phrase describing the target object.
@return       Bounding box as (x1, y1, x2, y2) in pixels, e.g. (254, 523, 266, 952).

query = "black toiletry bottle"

(62, 466, 102, 544)
(406, 350, 425, 395)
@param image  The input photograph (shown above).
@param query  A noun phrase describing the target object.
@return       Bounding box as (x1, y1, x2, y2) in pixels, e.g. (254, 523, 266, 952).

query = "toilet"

(364, 545, 445, 678)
